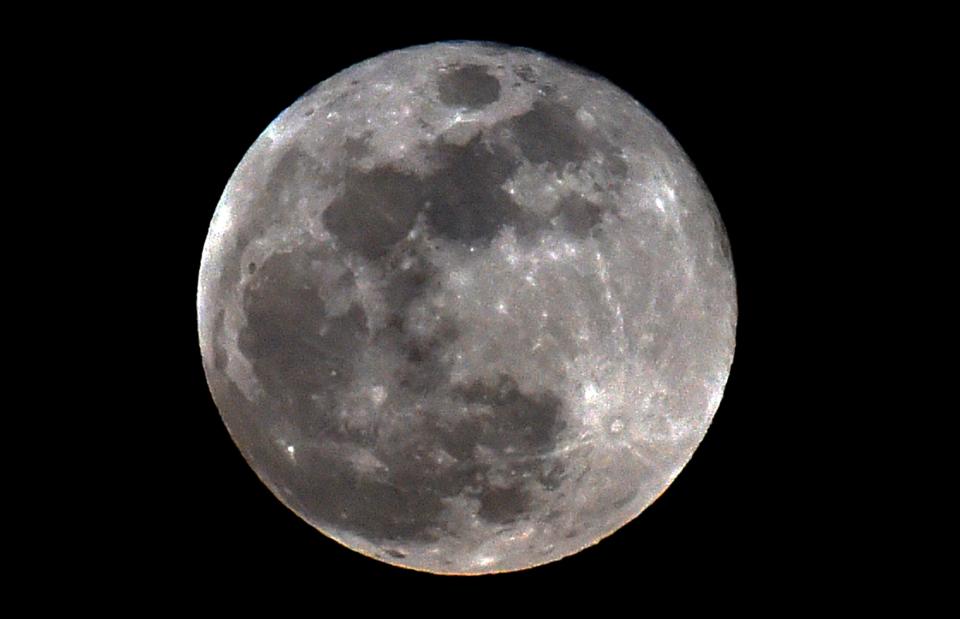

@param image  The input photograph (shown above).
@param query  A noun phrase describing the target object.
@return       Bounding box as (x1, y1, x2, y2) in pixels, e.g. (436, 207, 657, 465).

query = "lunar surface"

(197, 42, 736, 574)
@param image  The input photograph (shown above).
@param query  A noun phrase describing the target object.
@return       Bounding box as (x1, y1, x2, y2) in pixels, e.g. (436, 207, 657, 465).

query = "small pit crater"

(505, 101, 590, 167)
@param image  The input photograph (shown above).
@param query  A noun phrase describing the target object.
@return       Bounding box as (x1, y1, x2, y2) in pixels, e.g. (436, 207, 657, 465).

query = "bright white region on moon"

(197, 41, 737, 574)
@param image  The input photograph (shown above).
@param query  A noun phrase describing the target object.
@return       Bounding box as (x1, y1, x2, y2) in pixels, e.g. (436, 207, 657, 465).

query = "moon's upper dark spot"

(322, 166, 425, 260)
(437, 64, 501, 109)
(423, 136, 533, 245)
(322, 135, 530, 255)
(505, 101, 590, 167)
(320, 97, 631, 261)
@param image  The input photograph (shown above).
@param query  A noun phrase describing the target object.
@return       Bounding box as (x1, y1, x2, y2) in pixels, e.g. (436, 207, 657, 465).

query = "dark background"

(117, 18, 864, 597)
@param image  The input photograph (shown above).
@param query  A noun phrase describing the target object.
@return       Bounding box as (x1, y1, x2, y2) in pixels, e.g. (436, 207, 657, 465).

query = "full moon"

(198, 42, 736, 574)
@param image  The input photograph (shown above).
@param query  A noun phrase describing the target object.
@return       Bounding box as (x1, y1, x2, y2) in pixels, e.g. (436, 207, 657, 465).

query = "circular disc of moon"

(198, 42, 737, 574)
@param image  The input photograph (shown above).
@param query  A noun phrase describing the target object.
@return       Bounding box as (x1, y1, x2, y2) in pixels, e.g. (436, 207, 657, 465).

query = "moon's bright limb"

(197, 42, 736, 574)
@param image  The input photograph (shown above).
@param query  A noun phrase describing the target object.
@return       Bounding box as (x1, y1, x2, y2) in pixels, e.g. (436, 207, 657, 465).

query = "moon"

(197, 41, 736, 574)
